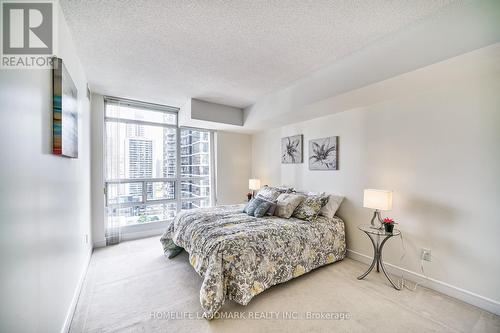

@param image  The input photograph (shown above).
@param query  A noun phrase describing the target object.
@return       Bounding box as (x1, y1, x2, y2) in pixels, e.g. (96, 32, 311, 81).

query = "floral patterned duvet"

(160, 204, 346, 319)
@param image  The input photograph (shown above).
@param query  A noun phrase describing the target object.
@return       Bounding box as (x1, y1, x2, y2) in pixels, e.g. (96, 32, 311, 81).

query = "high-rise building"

(126, 123, 144, 138)
(128, 139, 153, 198)
(163, 128, 176, 178)
(180, 129, 210, 209)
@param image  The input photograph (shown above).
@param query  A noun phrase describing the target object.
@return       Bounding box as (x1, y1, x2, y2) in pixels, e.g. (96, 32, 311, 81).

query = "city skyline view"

(104, 103, 211, 226)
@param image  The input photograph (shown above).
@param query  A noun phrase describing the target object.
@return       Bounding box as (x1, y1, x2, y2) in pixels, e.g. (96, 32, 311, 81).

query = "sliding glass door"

(104, 98, 213, 236)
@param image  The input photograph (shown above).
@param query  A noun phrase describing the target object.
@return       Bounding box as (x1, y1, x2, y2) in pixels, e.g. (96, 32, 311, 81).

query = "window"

(104, 97, 213, 227)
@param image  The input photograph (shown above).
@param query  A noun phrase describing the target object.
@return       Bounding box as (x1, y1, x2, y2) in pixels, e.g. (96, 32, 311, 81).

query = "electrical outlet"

(421, 248, 432, 262)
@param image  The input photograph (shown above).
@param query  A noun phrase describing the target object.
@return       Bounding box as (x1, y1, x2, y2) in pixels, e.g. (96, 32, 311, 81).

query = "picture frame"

(281, 134, 303, 164)
(52, 57, 78, 158)
(309, 136, 338, 170)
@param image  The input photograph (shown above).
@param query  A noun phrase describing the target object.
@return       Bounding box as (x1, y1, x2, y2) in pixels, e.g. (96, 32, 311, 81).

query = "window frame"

(103, 96, 180, 227)
(102, 97, 215, 230)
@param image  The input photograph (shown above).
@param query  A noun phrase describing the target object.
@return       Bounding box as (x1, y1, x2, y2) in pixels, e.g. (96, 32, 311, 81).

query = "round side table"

(357, 224, 401, 290)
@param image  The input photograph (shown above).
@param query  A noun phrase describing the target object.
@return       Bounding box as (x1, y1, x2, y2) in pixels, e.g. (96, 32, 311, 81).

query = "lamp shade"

(249, 179, 261, 191)
(363, 189, 393, 211)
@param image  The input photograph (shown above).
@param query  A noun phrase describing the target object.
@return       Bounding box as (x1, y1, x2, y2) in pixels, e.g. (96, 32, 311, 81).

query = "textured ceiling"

(60, 0, 457, 108)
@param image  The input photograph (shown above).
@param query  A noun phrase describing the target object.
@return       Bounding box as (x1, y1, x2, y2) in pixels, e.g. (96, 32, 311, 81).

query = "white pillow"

(255, 186, 283, 201)
(274, 193, 305, 218)
(307, 192, 344, 218)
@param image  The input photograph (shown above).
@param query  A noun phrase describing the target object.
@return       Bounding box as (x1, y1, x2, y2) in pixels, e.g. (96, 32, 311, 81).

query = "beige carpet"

(70, 236, 500, 333)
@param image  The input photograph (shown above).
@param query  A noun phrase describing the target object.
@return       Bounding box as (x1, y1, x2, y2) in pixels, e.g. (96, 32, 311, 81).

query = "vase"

(384, 223, 394, 233)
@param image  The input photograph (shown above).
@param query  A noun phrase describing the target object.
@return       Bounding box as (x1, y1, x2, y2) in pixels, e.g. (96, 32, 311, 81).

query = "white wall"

(178, 98, 252, 133)
(215, 131, 252, 205)
(251, 46, 500, 312)
(191, 99, 244, 126)
(0, 4, 92, 333)
(243, 0, 500, 132)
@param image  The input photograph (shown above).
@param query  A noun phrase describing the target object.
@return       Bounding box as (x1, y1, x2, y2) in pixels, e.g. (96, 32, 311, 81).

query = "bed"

(160, 204, 346, 319)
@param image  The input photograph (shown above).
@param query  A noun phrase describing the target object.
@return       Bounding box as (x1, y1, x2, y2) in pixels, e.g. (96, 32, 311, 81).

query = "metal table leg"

(357, 231, 401, 290)
(357, 233, 378, 280)
(379, 236, 401, 290)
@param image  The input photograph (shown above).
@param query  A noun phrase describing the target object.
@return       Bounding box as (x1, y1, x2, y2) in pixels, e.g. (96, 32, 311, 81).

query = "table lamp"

(249, 179, 261, 198)
(363, 189, 393, 229)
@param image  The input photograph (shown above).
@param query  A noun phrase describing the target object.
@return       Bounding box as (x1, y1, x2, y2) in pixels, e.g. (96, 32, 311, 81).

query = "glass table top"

(358, 224, 400, 236)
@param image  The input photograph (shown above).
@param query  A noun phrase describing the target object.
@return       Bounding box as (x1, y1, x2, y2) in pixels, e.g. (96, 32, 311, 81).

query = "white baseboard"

(120, 228, 164, 241)
(347, 249, 500, 316)
(93, 226, 164, 248)
(60, 247, 93, 333)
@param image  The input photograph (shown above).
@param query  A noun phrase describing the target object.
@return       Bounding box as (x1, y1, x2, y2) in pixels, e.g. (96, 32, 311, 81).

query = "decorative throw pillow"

(255, 186, 284, 201)
(289, 189, 309, 196)
(266, 200, 278, 216)
(274, 193, 305, 218)
(320, 194, 344, 218)
(256, 195, 278, 216)
(162, 237, 184, 259)
(243, 198, 253, 213)
(254, 201, 272, 217)
(292, 195, 329, 221)
(166, 246, 183, 259)
(274, 185, 294, 193)
(306, 191, 344, 218)
(246, 197, 265, 216)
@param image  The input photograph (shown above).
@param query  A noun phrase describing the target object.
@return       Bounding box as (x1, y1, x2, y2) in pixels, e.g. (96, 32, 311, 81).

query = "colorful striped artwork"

(52, 57, 78, 158)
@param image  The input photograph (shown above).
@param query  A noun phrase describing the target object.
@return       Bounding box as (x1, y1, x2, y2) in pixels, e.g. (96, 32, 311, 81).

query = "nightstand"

(357, 224, 401, 290)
